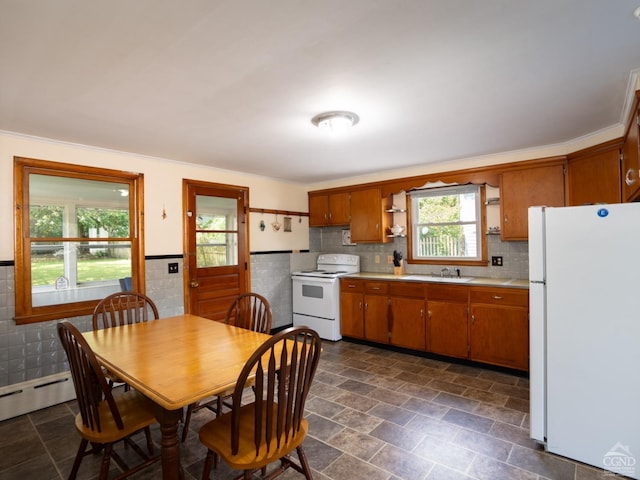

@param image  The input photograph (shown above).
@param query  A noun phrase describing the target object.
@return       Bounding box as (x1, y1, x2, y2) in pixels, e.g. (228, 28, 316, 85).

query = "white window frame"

(407, 184, 486, 265)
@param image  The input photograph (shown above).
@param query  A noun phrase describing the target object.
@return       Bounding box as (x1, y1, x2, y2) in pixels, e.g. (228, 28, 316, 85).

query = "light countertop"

(344, 272, 529, 289)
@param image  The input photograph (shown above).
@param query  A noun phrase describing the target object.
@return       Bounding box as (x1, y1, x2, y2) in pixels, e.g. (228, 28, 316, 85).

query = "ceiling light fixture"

(311, 111, 360, 132)
(635, 6, 640, 19)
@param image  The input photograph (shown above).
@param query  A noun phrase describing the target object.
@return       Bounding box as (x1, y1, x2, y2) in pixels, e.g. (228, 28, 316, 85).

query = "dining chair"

(181, 292, 272, 442)
(198, 326, 321, 480)
(92, 291, 159, 330)
(57, 321, 160, 480)
(92, 292, 160, 390)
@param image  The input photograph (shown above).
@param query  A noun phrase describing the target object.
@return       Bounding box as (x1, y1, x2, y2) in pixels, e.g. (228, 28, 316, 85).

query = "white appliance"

(291, 254, 360, 341)
(529, 204, 640, 479)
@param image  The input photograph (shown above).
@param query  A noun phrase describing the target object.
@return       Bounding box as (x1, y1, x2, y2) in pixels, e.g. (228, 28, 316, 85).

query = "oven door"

(291, 275, 338, 319)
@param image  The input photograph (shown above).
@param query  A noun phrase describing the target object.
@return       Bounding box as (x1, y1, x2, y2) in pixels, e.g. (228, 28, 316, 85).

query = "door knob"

(190, 280, 199, 288)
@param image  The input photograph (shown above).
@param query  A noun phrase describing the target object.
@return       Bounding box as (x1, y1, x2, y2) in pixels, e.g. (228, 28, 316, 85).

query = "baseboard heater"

(0, 372, 76, 421)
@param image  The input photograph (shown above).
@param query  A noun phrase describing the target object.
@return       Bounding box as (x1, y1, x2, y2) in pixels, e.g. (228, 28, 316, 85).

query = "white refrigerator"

(529, 204, 640, 479)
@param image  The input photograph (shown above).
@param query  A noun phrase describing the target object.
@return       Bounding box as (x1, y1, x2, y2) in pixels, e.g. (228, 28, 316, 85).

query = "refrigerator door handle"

(530, 280, 546, 285)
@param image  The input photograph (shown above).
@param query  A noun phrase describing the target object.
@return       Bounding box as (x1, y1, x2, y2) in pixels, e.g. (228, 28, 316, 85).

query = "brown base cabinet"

(388, 281, 426, 350)
(340, 278, 529, 372)
(339, 279, 391, 343)
(390, 297, 426, 351)
(469, 287, 529, 371)
(340, 286, 365, 338)
(364, 293, 390, 343)
(426, 284, 468, 359)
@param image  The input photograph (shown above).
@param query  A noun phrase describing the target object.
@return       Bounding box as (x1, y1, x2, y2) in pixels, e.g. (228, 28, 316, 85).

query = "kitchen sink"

(402, 275, 473, 283)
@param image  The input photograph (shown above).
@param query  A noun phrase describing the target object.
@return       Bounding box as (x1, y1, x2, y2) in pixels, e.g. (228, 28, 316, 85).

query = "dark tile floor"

(0, 340, 617, 479)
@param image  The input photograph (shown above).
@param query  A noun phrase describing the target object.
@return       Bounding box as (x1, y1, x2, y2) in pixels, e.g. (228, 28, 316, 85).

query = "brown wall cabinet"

(500, 162, 566, 240)
(309, 192, 351, 226)
(349, 188, 393, 243)
(567, 144, 622, 206)
(622, 106, 640, 202)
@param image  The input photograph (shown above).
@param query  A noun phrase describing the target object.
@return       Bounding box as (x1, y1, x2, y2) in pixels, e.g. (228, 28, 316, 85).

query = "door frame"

(181, 179, 250, 314)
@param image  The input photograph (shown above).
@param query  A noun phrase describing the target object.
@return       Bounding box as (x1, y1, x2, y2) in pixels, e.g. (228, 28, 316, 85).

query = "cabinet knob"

(190, 280, 199, 288)
(358, 301, 363, 310)
(492, 295, 503, 300)
(471, 314, 475, 324)
(427, 310, 431, 319)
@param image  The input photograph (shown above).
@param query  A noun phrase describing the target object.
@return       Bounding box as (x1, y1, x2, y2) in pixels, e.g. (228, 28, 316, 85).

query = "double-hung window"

(14, 157, 145, 324)
(408, 184, 486, 265)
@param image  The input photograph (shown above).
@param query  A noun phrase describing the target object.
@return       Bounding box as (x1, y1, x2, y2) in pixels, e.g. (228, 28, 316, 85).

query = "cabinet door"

(568, 146, 621, 206)
(390, 297, 426, 351)
(328, 192, 351, 225)
(340, 291, 364, 338)
(308, 195, 329, 226)
(427, 301, 468, 358)
(364, 294, 389, 343)
(622, 108, 640, 202)
(469, 305, 529, 371)
(350, 188, 392, 243)
(500, 163, 565, 240)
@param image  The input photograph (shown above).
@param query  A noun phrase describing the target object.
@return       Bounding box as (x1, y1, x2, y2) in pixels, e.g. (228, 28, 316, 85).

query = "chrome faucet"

(440, 267, 450, 277)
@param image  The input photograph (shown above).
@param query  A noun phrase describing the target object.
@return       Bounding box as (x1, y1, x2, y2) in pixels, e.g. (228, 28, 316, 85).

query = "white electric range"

(291, 254, 360, 341)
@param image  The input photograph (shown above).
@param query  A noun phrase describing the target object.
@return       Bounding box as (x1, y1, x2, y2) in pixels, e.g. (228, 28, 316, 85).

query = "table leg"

(154, 405, 185, 480)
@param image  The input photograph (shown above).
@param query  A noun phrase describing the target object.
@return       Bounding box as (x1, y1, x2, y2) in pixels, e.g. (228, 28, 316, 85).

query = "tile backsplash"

(309, 227, 529, 280)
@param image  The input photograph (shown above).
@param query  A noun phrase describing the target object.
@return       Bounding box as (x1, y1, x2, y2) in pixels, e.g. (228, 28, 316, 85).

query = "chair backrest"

(225, 292, 272, 334)
(230, 326, 321, 456)
(57, 321, 123, 432)
(92, 292, 159, 330)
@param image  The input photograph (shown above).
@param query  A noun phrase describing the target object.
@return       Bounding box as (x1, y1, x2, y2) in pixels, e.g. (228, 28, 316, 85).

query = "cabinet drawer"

(470, 287, 528, 307)
(365, 281, 389, 295)
(389, 281, 426, 298)
(426, 284, 468, 302)
(340, 279, 364, 293)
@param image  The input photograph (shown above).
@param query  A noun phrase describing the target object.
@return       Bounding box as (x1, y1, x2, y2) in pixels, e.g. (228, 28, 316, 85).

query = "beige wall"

(0, 120, 626, 260)
(0, 131, 310, 259)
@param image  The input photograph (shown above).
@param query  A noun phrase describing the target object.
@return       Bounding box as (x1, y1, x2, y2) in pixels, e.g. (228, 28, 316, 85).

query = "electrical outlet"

(375, 255, 380, 264)
(168, 262, 179, 274)
(387, 255, 394, 264)
(491, 256, 503, 267)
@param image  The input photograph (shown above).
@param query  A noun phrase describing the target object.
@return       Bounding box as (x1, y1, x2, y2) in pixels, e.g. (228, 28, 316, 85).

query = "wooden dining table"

(83, 313, 273, 480)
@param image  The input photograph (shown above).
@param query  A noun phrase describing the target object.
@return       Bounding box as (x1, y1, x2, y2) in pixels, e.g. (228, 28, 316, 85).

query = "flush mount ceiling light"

(311, 111, 360, 132)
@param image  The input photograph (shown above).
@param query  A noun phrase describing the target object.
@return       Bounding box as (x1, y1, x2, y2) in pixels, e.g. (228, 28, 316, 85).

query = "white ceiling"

(2, 1, 640, 185)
